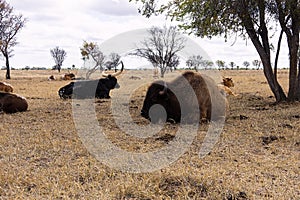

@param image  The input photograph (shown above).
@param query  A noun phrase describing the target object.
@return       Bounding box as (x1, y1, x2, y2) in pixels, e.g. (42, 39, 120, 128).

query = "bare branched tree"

(0, 0, 26, 79)
(80, 41, 105, 79)
(130, 26, 186, 77)
(186, 55, 203, 71)
(50, 46, 67, 73)
(186, 55, 214, 71)
(105, 53, 120, 71)
(252, 59, 262, 70)
(228, 62, 236, 70)
(243, 61, 250, 70)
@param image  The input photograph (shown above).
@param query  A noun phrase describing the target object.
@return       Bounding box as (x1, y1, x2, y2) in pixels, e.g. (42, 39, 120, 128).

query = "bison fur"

(141, 71, 227, 123)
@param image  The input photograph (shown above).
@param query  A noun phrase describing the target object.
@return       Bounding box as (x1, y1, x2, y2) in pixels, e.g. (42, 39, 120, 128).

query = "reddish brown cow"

(0, 82, 13, 93)
(218, 77, 238, 96)
(63, 73, 75, 80)
(0, 92, 28, 113)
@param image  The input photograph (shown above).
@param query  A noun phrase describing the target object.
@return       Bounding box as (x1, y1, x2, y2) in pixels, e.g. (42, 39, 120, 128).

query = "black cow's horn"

(102, 61, 124, 77)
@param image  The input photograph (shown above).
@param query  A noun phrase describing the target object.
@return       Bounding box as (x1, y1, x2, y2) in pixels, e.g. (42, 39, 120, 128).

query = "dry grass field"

(0, 69, 299, 199)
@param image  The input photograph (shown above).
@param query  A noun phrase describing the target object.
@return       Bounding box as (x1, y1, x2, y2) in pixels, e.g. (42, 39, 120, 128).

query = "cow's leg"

(200, 106, 208, 121)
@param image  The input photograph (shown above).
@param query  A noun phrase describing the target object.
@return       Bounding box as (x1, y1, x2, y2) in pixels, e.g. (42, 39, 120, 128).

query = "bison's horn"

(102, 61, 124, 77)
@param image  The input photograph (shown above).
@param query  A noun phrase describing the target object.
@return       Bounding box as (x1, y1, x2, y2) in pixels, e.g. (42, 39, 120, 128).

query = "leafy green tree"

(202, 60, 214, 70)
(131, 0, 300, 102)
(0, 0, 26, 79)
(216, 60, 225, 70)
(80, 41, 105, 79)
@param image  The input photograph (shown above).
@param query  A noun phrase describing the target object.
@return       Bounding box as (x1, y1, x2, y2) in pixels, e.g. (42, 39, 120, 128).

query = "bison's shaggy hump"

(141, 71, 227, 123)
(0, 92, 28, 113)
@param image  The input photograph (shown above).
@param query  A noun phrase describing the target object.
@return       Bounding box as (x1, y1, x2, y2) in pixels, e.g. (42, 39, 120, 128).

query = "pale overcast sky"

(5, 0, 289, 69)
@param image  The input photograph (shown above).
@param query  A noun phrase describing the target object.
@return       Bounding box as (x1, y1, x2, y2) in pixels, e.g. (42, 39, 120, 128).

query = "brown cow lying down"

(0, 81, 13, 93)
(218, 77, 238, 96)
(63, 73, 75, 80)
(0, 92, 28, 113)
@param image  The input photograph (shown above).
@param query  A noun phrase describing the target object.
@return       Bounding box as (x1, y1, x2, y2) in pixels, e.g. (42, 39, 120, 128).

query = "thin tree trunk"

(287, 34, 299, 101)
(274, 30, 284, 80)
(297, 57, 300, 100)
(5, 54, 10, 80)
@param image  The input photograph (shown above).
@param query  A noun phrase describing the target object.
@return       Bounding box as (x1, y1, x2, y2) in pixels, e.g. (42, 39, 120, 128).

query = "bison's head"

(141, 81, 180, 123)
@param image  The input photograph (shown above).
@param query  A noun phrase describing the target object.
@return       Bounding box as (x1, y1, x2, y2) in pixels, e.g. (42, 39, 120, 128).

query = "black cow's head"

(102, 61, 123, 78)
(141, 80, 180, 123)
(58, 82, 74, 99)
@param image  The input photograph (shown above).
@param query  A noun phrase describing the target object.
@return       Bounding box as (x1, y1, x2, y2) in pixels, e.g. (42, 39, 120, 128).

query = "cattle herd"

(0, 62, 237, 123)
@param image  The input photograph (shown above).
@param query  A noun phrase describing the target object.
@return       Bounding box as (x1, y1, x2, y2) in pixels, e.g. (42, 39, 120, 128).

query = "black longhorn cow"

(58, 61, 124, 99)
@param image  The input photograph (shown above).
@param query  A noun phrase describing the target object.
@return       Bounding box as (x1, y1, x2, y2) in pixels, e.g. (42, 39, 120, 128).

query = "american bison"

(0, 92, 28, 113)
(141, 71, 227, 123)
(58, 61, 124, 99)
(0, 82, 13, 93)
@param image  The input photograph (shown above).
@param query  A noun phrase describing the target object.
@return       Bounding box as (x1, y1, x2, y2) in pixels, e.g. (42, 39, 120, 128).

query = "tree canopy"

(131, 0, 300, 102)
